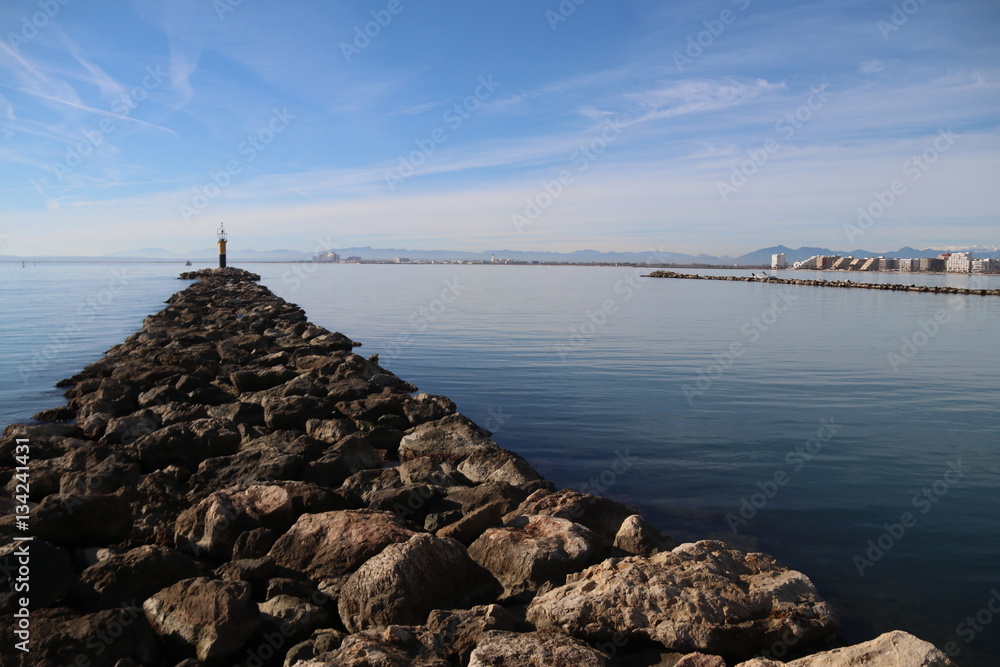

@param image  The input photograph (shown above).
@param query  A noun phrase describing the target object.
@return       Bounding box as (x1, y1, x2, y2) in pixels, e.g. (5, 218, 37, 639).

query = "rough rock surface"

(142, 576, 260, 661)
(79, 544, 205, 609)
(734, 630, 958, 666)
(339, 533, 500, 632)
(527, 540, 840, 655)
(269, 509, 414, 581)
(468, 514, 603, 598)
(467, 630, 610, 666)
(426, 604, 522, 664)
(301, 625, 451, 666)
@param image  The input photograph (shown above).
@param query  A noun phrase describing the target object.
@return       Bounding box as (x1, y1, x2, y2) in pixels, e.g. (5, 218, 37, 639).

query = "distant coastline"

(644, 270, 1000, 296)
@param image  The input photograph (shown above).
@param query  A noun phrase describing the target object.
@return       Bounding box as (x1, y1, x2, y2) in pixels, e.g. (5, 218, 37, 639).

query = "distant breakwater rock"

(645, 270, 1000, 296)
(179, 266, 261, 282)
(0, 271, 956, 666)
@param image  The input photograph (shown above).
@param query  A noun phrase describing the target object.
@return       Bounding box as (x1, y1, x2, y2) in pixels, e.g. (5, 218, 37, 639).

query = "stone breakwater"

(0, 271, 955, 666)
(645, 269, 1000, 296)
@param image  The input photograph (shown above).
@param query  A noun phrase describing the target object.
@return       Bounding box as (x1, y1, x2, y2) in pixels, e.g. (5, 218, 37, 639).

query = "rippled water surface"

(2, 262, 998, 665)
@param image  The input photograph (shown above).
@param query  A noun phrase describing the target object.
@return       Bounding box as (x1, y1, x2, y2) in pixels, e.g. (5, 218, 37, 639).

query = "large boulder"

(187, 448, 303, 497)
(230, 366, 296, 392)
(402, 393, 457, 426)
(0, 606, 156, 667)
(426, 605, 521, 664)
(29, 493, 132, 547)
(79, 544, 205, 609)
(339, 534, 500, 632)
(614, 514, 671, 556)
(458, 449, 544, 486)
(510, 488, 671, 551)
(143, 576, 260, 661)
(262, 395, 329, 431)
(467, 630, 610, 666)
(468, 515, 603, 598)
(131, 418, 240, 471)
(526, 540, 840, 655)
(176, 485, 296, 560)
(268, 510, 414, 581)
(735, 630, 958, 666)
(398, 414, 497, 463)
(302, 625, 451, 666)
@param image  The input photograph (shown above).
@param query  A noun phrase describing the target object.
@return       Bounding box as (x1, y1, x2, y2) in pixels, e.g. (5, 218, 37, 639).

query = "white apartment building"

(946, 252, 973, 273)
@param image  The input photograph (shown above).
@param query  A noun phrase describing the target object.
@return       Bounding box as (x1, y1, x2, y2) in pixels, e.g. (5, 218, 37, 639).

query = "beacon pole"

(217, 223, 228, 268)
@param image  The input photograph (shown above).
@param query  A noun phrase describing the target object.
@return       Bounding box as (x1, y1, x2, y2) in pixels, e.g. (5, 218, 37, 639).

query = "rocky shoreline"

(1, 268, 956, 666)
(644, 269, 1000, 296)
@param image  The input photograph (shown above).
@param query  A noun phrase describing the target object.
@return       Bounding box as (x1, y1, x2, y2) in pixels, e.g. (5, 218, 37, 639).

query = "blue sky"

(1, 0, 997, 256)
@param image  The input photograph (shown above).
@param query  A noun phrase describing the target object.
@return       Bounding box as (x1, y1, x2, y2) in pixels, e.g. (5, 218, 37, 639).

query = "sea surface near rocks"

(2, 262, 998, 665)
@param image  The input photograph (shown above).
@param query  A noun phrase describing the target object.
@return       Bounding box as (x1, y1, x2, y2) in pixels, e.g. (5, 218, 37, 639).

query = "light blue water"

(2, 262, 998, 665)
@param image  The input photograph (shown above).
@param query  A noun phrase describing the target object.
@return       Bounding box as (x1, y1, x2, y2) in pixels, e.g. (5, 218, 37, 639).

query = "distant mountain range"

(3, 244, 998, 265)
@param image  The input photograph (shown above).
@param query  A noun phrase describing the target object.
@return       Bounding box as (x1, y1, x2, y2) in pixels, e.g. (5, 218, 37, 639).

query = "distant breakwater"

(0, 267, 956, 666)
(644, 270, 1000, 296)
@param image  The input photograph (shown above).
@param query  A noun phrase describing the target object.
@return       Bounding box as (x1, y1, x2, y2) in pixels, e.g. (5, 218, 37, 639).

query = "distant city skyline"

(1, 1, 997, 256)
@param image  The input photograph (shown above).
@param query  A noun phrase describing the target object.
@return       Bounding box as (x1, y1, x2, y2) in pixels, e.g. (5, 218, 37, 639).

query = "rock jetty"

(645, 269, 1000, 296)
(1, 271, 956, 666)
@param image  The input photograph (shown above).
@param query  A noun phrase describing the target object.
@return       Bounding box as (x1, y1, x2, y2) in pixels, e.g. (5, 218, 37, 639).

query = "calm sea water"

(2, 262, 998, 665)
